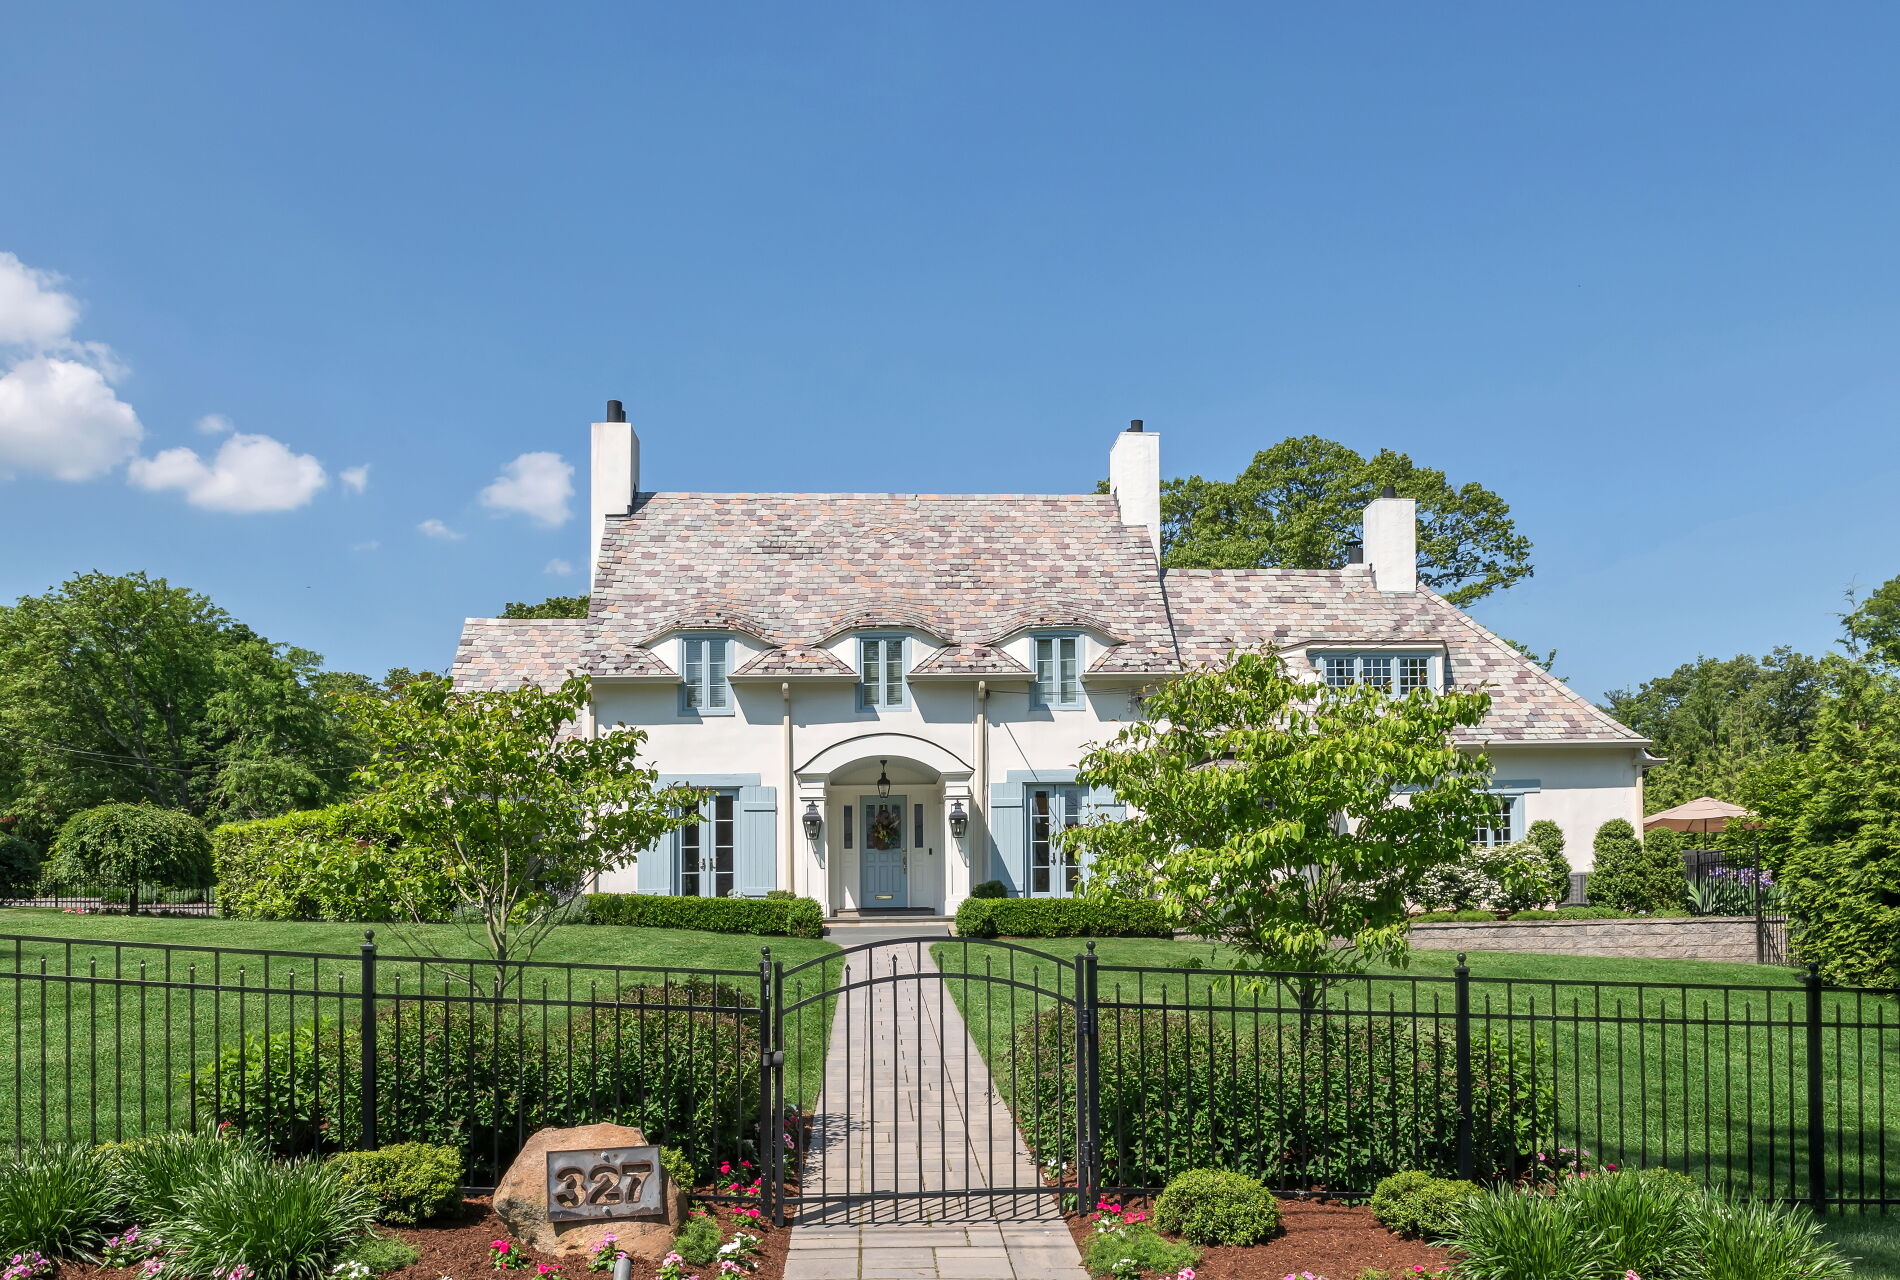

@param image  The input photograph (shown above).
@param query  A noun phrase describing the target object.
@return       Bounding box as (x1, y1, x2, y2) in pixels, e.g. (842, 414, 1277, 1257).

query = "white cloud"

(0, 252, 82, 349)
(196, 413, 234, 435)
(0, 356, 143, 480)
(339, 464, 369, 494)
(543, 557, 575, 576)
(479, 451, 574, 527)
(418, 518, 463, 541)
(128, 431, 327, 512)
(352, 539, 379, 552)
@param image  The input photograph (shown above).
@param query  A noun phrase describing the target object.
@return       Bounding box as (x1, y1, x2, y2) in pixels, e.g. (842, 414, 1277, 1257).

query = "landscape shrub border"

(953, 895, 1172, 938)
(1410, 905, 1700, 924)
(579, 892, 824, 938)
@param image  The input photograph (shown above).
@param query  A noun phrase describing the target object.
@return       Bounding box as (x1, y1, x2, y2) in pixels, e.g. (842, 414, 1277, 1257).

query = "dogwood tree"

(348, 674, 697, 986)
(1065, 650, 1494, 976)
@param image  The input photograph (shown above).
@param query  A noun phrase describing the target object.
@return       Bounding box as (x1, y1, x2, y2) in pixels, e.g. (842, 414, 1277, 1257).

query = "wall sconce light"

(947, 799, 969, 841)
(801, 802, 822, 843)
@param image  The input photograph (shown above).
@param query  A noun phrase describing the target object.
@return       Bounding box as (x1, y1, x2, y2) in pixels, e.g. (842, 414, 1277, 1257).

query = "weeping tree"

(1064, 650, 1494, 989)
(46, 803, 213, 914)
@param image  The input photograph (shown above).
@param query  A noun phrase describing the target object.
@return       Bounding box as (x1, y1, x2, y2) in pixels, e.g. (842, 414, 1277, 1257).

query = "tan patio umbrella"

(1642, 796, 1752, 836)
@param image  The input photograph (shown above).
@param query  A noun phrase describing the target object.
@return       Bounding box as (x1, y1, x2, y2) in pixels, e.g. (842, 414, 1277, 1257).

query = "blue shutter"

(635, 830, 674, 894)
(1081, 785, 1125, 889)
(988, 782, 1026, 896)
(737, 785, 777, 897)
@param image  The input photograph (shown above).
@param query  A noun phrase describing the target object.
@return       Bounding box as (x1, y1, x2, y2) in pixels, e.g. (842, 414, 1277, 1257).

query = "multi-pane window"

(858, 636, 908, 709)
(1029, 785, 1088, 896)
(1032, 635, 1083, 709)
(1473, 793, 1519, 847)
(681, 636, 732, 714)
(1319, 652, 1436, 695)
(678, 791, 736, 897)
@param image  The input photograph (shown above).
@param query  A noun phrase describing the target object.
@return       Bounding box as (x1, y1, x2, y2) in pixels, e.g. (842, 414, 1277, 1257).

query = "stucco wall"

(1410, 916, 1765, 965)
(1476, 745, 1646, 871)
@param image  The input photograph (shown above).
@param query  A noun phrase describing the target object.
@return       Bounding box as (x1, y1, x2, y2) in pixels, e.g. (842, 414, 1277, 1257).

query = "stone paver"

(789, 941, 1087, 1278)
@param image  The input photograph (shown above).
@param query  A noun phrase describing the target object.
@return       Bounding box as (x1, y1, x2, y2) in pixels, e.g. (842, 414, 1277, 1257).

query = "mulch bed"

(1066, 1197, 1450, 1279)
(50, 1198, 786, 1280)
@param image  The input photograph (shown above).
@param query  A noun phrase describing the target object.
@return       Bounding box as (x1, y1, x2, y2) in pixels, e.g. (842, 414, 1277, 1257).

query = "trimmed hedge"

(1410, 909, 1500, 923)
(579, 892, 824, 938)
(328, 1143, 462, 1225)
(954, 895, 1171, 939)
(213, 804, 455, 922)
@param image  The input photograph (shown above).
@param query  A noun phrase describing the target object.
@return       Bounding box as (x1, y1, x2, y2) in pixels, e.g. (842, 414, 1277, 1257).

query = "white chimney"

(1109, 420, 1161, 560)
(590, 400, 638, 583)
(1362, 486, 1417, 592)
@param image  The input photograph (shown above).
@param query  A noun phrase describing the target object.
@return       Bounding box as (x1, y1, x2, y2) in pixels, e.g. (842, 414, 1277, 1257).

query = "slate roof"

(450, 491, 1645, 746)
(910, 644, 1032, 677)
(731, 644, 856, 678)
(1162, 567, 1645, 745)
(590, 492, 1179, 673)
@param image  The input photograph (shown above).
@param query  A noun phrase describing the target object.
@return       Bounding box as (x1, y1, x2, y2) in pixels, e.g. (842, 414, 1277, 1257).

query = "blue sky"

(2, 2, 1897, 700)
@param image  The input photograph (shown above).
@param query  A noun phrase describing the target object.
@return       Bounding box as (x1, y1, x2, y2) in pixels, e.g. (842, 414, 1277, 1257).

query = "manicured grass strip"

(933, 936, 1900, 1204)
(0, 912, 838, 1149)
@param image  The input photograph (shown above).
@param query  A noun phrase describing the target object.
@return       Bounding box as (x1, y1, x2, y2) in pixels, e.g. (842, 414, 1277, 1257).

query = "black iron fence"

(1, 932, 772, 1189)
(937, 945, 1900, 1213)
(6, 932, 1896, 1214)
(0, 878, 218, 916)
(1684, 846, 1791, 965)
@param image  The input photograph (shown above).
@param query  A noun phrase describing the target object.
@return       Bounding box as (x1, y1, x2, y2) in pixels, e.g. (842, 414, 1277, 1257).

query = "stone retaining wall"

(1409, 916, 1764, 964)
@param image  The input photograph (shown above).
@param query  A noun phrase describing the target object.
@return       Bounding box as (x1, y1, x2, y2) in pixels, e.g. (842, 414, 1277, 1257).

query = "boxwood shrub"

(328, 1143, 462, 1224)
(1010, 1005, 1552, 1192)
(1409, 909, 1500, 923)
(953, 896, 1170, 938)
(579, 892, 824, 938)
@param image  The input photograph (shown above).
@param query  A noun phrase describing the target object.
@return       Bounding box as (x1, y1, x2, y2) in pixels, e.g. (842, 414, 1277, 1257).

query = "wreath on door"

(866, 805, 902, 851)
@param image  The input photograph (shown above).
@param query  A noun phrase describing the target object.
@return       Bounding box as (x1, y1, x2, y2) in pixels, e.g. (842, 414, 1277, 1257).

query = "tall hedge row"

(212, 804, 456, 922)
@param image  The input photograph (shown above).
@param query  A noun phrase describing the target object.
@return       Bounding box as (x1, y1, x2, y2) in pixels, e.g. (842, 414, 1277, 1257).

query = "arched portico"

(794, 733, 975, 916)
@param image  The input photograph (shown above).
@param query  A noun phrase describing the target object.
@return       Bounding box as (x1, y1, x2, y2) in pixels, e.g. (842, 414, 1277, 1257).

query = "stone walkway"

(785, 940, 1088, 1280)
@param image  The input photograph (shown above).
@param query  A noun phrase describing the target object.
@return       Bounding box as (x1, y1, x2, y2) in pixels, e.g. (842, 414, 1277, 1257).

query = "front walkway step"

(789, 942, 1088, 1278)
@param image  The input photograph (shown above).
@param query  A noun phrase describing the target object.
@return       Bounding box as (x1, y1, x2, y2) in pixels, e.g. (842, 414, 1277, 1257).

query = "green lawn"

(932, 936, 1900, 1206)
(1824, 1213, 1900, 1279)
(0, 910, 838, 1161)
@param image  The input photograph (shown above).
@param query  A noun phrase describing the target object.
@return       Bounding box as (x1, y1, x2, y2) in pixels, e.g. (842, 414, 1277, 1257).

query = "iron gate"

(759, 936, 1100, 1224)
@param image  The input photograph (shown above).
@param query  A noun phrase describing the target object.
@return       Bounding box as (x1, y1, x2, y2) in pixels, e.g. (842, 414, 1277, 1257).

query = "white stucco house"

(451, 405, 1649, 916)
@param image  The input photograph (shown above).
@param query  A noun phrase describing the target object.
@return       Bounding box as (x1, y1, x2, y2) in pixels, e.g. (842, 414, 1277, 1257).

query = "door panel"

(860, 795, 908, 908)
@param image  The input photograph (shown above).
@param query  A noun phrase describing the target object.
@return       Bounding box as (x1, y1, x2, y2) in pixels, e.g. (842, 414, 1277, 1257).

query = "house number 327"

(543, 1145, 664, 1222)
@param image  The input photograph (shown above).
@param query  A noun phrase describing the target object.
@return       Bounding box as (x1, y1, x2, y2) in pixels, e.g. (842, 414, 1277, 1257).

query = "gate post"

(359, 931, 378, 1150)
(1454, 953, 1473, 1181)
(1075, 943, 1101, 1213)
(757, 948, 778, 1225)
(1805, 962, 1827, 1214)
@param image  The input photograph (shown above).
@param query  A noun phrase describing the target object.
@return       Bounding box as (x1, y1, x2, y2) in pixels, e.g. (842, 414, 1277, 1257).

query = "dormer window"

(1316, 651, 1438, 695)
(1032, 634, 1083, 709)
(858, 635, 909, 710)
(680, 635, 733, 714)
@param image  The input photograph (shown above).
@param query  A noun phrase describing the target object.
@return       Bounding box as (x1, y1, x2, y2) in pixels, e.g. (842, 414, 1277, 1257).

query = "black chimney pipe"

(605, 400, 626, 423)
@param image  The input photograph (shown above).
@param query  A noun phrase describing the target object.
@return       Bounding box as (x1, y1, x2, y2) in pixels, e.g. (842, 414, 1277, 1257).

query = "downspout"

(973, 680, 989, 885)
(781, 681, 795, 897)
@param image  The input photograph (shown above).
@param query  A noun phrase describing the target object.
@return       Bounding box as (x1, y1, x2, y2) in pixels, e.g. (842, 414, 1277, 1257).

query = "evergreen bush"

(953, 896, 1170, 938)
(328, 1143, 462, 1225)
(0, 831, 41, 899)
(578, 892, 823, 938)
(1369, 1170, 1479, 1240)
(1526, 819, 1572, 903)
(1586, 820, 1689, 913)
(1152, 1168, 1281, 1245)
(968, 879, 1008, 899)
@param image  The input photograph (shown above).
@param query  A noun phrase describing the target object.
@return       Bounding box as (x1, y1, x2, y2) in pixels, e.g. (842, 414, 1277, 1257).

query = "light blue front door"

(860, 795, 909, 908)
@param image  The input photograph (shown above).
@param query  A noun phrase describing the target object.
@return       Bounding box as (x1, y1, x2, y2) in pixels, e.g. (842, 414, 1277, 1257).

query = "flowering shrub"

(489, 1240, 526, 1271)
(713, 1162, 764, 1220)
